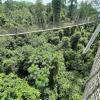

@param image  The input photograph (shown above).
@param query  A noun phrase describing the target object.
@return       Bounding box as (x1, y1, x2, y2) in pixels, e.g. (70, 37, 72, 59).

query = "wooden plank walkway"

(83, 46, 100, 100)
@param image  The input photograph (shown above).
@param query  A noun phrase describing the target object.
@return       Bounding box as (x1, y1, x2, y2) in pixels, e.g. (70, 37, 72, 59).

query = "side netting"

(83, 46, 100, 100)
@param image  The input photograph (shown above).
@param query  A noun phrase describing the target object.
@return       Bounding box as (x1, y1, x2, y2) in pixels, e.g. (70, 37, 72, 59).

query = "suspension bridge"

(83, 46, 100, 100)
(83, 22, 100, 100)
(0, 19, 99, 37)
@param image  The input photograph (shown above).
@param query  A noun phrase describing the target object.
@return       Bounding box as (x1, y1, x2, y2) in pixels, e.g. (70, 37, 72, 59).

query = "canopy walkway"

(83, 23, 100, 100)
(83, 46, 100, 100)
(0, 19, 99, 37)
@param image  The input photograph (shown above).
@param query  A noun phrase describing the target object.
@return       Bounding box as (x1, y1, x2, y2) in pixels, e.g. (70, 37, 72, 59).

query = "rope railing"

(83, 23, 100, 54)
(83, 46, 100, 100)
(87, 83, 100, 99)
(85, 55, 100, 85)
(0, 19, 99, 37)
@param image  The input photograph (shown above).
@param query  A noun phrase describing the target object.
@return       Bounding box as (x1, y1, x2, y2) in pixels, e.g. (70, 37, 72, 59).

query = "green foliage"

(0, 73, 40, 100)
(78, 1, 98, 20)
(57, 71, 83, 100)
(33, 0, 46, 28)
(68, 0, 77, 20)
(0, 27, 99, 99)
(52, 0, 61, 25)
(28, 64, 49, 88)
(0, 1, 99, 99)
(0, 27, 99, 100)
(71, 32, 81, 50)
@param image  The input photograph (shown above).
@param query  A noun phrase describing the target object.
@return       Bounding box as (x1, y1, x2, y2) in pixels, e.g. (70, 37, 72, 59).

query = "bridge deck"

(83, 46, 100, 100)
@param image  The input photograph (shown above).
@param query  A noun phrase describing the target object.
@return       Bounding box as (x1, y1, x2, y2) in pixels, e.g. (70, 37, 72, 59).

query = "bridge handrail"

(0, 19, 99, 37)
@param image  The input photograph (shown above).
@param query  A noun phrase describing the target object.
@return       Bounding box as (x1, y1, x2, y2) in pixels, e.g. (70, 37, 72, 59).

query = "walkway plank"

(83, 46, 100, 100)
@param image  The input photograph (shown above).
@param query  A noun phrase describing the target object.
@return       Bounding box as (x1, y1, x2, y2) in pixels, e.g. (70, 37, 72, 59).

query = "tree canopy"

(0, 23, 99, 99)
(0, 0, 99, 99)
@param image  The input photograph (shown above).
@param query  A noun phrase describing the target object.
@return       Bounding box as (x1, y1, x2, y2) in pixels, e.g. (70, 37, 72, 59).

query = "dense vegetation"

(0, 0, 98, 34)
(0, 0, 100, 99)
(0, 23, 99, 99)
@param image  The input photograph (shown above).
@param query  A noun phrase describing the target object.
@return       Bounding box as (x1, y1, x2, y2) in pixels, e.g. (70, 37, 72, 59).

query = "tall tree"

(78, 2, 97, 20)
(68, 0, 77, 21)
(92, 0, 100, 5)
(92, 0, 100, 11)
(52, 0, 61, 26)
(61, 0, 66, 7)
(0, 0, 2, 4)
(46, 3, 53, 24)
(34, 0, 46, 28)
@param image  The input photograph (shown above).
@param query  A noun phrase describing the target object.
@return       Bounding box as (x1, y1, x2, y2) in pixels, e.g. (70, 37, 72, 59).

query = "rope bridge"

(83, 22, 100, 100)
(83, 47, 100, 100)
(0, 19, 99, 37)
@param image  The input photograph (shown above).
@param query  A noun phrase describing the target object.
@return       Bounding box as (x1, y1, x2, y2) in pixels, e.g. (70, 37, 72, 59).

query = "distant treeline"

(0, 0, 99, 34)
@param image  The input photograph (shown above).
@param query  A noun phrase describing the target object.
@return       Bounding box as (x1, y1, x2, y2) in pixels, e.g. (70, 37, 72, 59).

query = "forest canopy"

(0, 24, 99, 99)
(0, 0, 99, 34)
(0, 0, 100, 100)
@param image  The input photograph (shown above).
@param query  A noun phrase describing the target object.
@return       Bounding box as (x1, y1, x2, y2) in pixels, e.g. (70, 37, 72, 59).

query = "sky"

(2, 0, 87, 4)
